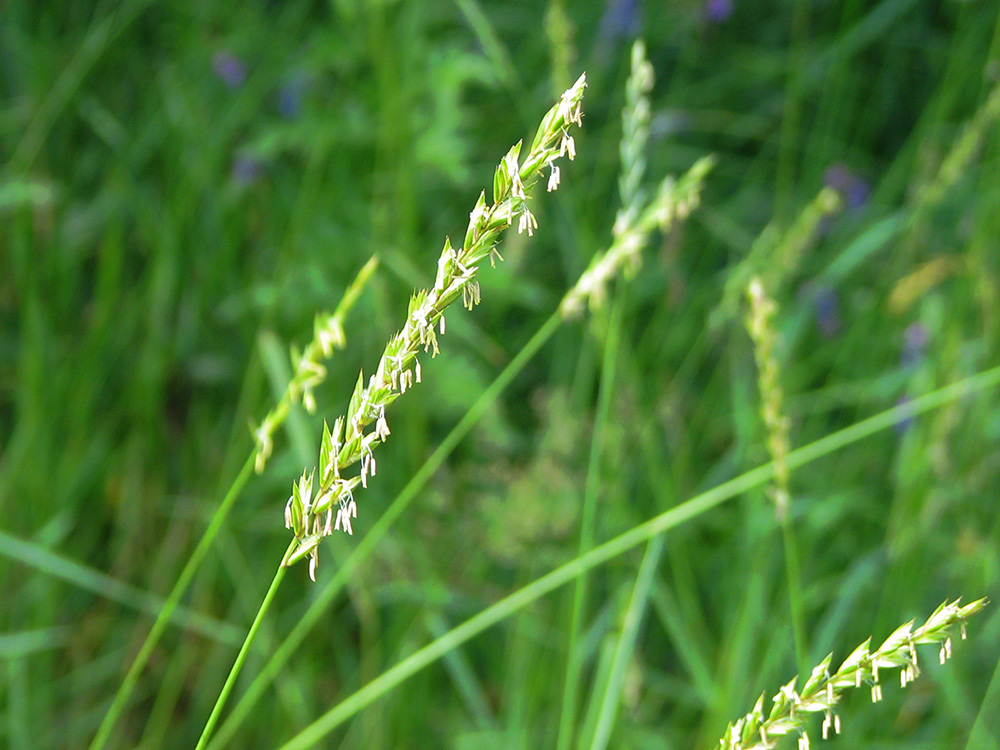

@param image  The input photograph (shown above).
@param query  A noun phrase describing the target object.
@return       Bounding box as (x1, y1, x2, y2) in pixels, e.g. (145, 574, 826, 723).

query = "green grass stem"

(0, 531, 243, 646)
(87, 454, 255, 750)
(585, 535, 664, 750)
(204, 310, 564, 750)
(556, 295, 622, 750)
(275, 364, 1000, 749)
(193, 544, 292, 750)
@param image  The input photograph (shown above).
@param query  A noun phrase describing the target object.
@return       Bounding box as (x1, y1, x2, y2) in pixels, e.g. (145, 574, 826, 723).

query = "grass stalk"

(555, 293, 622, 750)
(274, 364, 1000, 749)
(715, 599, 988, 749)
(88, 257, 378, 749)
(87, 454, 256, 750)
(277, 74, 588, 578)
(586, 534, 665, 750)
(193, 544, 293, 750)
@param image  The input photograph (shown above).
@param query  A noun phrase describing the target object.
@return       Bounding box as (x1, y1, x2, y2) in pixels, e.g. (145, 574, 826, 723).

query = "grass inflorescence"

(717, 599, 987, 750)
(281, 74, 587, 579)
(3, 4, 1000, 750)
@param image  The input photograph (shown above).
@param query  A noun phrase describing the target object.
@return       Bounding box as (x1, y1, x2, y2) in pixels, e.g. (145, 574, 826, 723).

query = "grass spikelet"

(745, 277, 791, 520)
(252, 255, 379, 473)
(713, 187, 842, 330)
(561, 42, 713, 320)
(715, 599, 987, 750)
(283, 74, 588, 578)
(910, 79, 1000, 226)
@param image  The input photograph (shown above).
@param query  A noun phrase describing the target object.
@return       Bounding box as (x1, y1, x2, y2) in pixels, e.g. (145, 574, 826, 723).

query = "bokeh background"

(2, 1, 1000, 748)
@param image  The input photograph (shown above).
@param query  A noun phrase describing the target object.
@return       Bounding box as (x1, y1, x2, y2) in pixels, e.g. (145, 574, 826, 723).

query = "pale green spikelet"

(713, 187, 842, 331)
(745, 277, 791, 519)
(560, 41, 713, 319)
(716, 598, 987, 750)
(252, 255, 379, 473)
(283, 74, 589, 578)
(911, 79, 1000, 226)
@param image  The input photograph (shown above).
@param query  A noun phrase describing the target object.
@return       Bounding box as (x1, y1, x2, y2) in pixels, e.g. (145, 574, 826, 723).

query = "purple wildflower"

(232, 153, 262, 185)
(823, 163, 870, 210)
(901, 322, 928, 368)
(213, 50, 247, 88)
(845, 175, 870, 209)
(599, 0, 641, 41)
(278, 73, 310, 119)
(704, 0, 734, 23)
(812, 285, 840, 338)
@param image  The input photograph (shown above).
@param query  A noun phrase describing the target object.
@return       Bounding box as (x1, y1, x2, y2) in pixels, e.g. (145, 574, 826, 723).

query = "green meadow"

(2, 1, 999, 748)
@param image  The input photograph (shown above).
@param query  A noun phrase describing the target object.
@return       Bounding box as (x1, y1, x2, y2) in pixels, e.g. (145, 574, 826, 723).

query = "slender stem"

(587, 535, 664, 750)
(964, 642, 1000, 750)
(194, 546, 293, 750)
(780, 515, 807, 675)
(0, 531, 242, 646)
(88, 454, 256, 750)
(205, 311, 564, 750)
(556, 296, 622, 750)
(275, 364, 1000, 750)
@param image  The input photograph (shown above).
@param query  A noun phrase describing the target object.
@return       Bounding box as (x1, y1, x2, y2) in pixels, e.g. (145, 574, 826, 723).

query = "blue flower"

(812, 285, 840, 338)
(901, 322, 928, 368)
(599, 0, 641, 41)
(823, 164, 870, 210)
(213, 50, 247, 88)
(278, 73, 310, 119)
(232, 152, 262, 185)
(704, 0, 734, 23)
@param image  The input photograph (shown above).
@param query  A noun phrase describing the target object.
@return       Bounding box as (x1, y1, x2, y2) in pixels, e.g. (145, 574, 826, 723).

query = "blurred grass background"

(2, 0, 1000, 748)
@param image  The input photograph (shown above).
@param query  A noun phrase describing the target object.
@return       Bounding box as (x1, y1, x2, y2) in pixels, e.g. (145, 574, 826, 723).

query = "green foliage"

(2, 2, 1000, 750)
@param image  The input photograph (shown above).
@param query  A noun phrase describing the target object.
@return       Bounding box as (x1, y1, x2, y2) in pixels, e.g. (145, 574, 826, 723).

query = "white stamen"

(547, 163, 561, 192)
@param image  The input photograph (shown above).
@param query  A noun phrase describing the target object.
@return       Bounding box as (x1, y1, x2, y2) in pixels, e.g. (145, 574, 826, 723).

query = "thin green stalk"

(205, 311, 564, 750)
(0, 531, 242, 646)
(275, 364, 1000, 749)
(91, 258, 376, 749)
(194, 543, 293, 750)
(587, 535, 664, 750)
(556, 295, 622, 750)
(774, 0, 809, 221)
(6, 657, 28, 750)
(965, 642, 1000, 750)
(87, 454, 255, 750)
(204, 153, 711, 749)
(780, 516, 807, 674)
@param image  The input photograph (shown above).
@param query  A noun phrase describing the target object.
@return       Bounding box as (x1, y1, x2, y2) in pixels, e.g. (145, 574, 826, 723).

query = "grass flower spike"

(716, 598, 987, 750)
(559, 43, 712, 318)
(745, 277, 791, 519)
(283, 74, 588, 578)
(253, 256, 379, 473)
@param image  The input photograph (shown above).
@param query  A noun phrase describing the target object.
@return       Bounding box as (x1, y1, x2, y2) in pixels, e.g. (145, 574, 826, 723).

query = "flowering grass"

(3, 3, 1000, 750)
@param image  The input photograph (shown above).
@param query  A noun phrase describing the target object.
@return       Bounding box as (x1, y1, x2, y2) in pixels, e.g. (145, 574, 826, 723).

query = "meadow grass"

(2, 2, 1000, 749)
